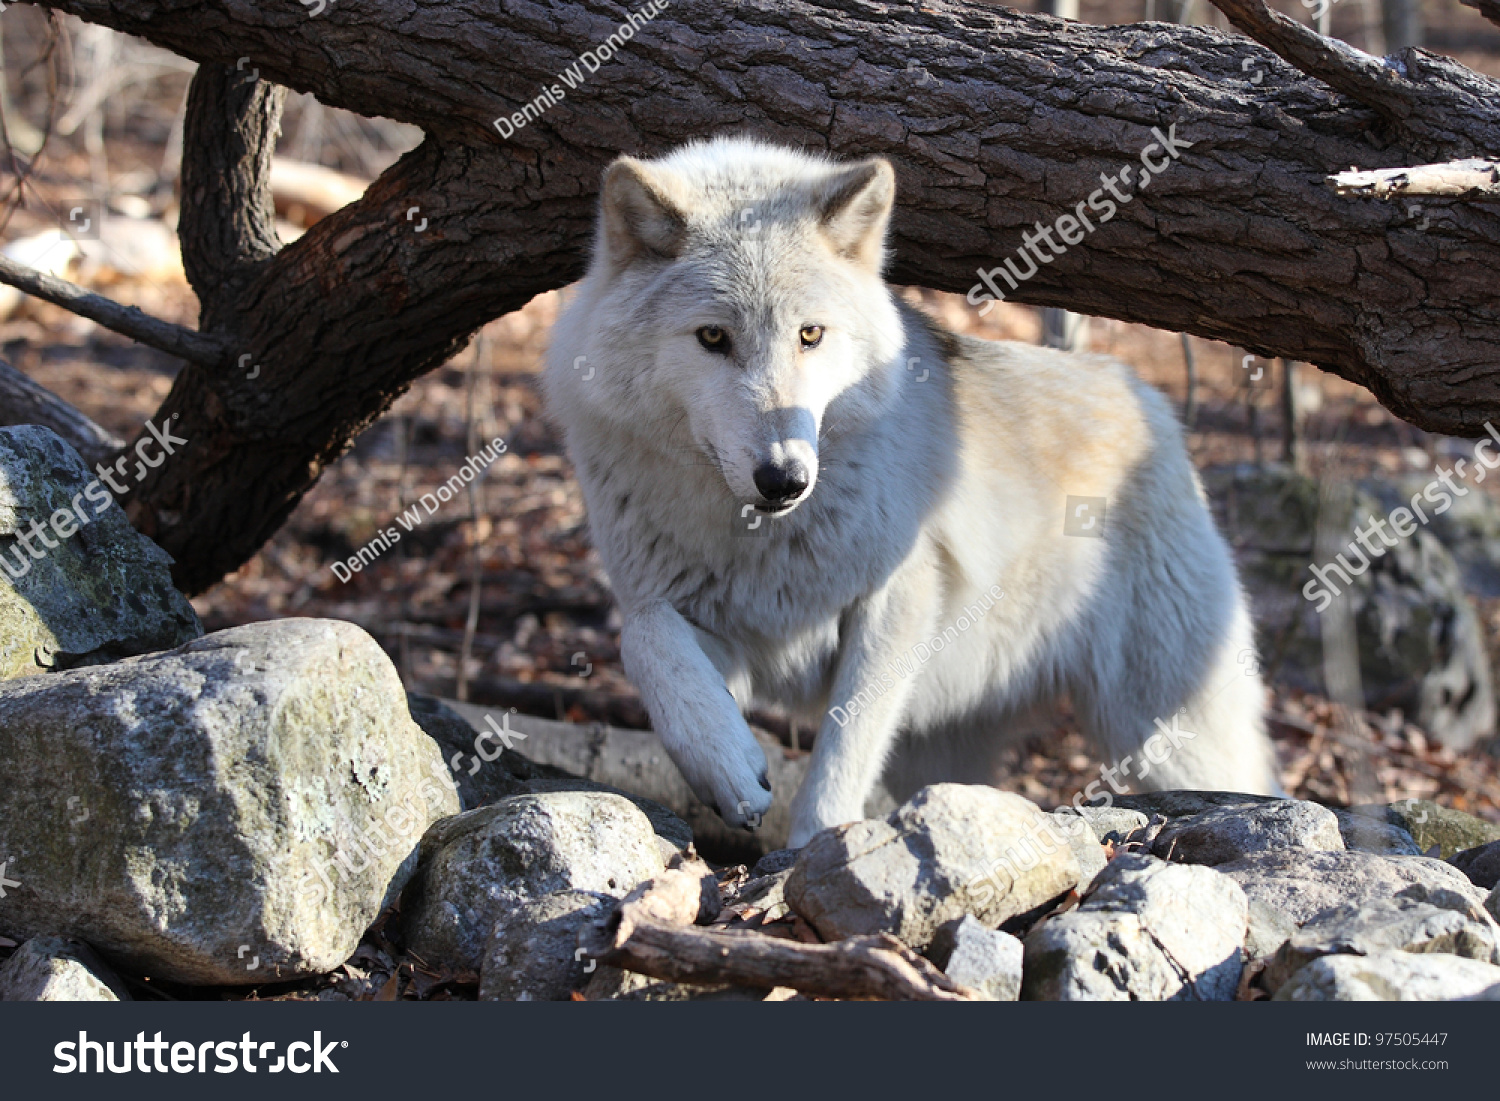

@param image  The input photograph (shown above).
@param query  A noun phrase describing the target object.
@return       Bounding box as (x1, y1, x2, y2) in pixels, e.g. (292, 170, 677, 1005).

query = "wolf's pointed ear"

(815, 158, 896, 272)
(600, 157, 688, 269)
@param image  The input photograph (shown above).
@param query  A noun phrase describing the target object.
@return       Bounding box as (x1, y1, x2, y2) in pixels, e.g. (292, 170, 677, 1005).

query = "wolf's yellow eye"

(799, 325, 824, 349)
(697, 327, 730, 353)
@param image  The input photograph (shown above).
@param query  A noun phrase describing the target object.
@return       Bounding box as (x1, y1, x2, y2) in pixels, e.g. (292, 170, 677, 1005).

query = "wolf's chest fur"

(579, 395, 931, 641)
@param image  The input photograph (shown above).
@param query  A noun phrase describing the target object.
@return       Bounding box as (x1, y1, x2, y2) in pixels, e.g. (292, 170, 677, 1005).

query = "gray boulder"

(1450, 840, 1500, 890)
(405, 694, 695, 860)
(1489, 884, 1500, 924)
(478, 889, 612, 1001)
(401, 791, 663, 972)
(0, 618, 458, 984)
(1047, 811, 1108, 887)
(0, 937, 128, 1001)
(930, 915, 1023, 1001)
(1265, 892, 1500, 993)
(0, 424, 200, 679)
(785, 785, 1080, 951)
(1112, 791, 1279, 819)
(1205, 464, 1494, 749)
(1275, 950, 1500, 1000)
(1152, 800, 1344, 865)
(1219, 850, 1488, 958)
(1052, 805, 1149, 844)
(1334, 810, 1423, 856)
(1022, 854, 1247, 1001)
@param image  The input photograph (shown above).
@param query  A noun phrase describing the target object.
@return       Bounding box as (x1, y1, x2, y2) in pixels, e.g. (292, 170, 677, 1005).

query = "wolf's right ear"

(600, 157, 688, 269)
(815, 158, 896, 272)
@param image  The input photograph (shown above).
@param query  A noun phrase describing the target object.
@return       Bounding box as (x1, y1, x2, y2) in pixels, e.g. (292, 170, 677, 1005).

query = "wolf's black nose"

(754, 460, 809, 503)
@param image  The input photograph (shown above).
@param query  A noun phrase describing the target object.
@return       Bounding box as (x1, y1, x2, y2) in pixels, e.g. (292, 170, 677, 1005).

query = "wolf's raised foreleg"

(620, 600, 773, 829)
(788, 555, 941, 847)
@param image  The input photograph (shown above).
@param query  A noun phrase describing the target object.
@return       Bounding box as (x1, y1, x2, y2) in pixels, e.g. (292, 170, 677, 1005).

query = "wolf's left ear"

(815, 158, 896, 272)
(600, 157, 689, 270)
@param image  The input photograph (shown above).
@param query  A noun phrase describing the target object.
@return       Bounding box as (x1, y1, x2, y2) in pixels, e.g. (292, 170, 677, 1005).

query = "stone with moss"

(0, 425, 200, 680)
(0, 618, 458, 985)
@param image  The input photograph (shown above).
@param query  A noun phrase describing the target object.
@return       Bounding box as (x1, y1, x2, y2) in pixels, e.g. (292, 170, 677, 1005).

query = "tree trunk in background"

(1382, 0, 1424, 49)
(19, 0, 1500, 593)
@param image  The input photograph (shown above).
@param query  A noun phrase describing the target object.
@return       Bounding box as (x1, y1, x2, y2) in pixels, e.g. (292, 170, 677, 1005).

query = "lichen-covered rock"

(1152, 800, 1344, 865)
(1449, 840, 1500, 889)
(930, 915, 1023, 1001)
(1218, 849, 1488, 959)
(1022, 854, 1247, 1001)
(1264, 892, 1500, 993)
(478, 889, 612, 1001)
(1205, 465, 1495, 750)
(0, 937, 128, 1001)
(401, 791, 663, 973)
(0, 424, 200, 679)
(785, 785, 1080, 951)
(1275, 950, 1500, 1001)
(1348, 801, 1500, 860)
(0, 619, 458, 984)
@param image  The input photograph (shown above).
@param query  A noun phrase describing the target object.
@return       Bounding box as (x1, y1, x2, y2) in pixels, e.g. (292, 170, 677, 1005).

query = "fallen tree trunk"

(0, 359, 121, 467)
(13, 0, 1500, 591)
(434, 698, 812, 860)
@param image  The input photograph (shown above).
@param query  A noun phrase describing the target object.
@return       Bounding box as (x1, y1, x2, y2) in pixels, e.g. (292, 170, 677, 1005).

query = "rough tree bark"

(10, 0, 1500, 592)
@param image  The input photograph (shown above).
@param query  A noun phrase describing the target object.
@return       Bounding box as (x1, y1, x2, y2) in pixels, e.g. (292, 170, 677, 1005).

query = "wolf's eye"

(697, 327, 730, 353)
(799, 325, 824, 349)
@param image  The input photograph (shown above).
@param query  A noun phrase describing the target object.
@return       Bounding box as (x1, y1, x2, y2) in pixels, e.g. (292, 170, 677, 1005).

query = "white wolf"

(544, 137, 1281, 847)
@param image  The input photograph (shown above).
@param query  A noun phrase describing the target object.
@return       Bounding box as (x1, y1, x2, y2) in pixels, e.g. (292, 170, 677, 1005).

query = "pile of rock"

(3, 426, 1500, 1002)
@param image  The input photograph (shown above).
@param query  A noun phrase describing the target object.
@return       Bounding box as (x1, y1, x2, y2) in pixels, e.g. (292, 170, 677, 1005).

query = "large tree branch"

(1209, 0, 1500, 157)
(1460, 0, 1500, 31)
(20, 0, 1500, 592)
(178, 62, 286, 330)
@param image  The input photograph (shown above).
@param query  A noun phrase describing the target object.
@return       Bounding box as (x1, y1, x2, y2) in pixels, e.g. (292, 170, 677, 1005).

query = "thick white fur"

(544, 137, 1282, 847)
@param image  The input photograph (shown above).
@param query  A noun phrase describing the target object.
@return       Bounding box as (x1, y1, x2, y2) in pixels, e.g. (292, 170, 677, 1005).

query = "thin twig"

(0, 252, 227, 367)
(457, 333, 486, 702)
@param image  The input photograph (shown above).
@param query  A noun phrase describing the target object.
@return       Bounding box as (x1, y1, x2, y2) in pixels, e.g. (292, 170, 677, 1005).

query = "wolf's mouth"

(752, 500, 799, 515)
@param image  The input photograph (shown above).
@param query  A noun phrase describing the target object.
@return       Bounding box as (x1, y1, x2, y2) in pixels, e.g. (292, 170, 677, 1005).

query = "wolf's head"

(550, 138, 907, 517)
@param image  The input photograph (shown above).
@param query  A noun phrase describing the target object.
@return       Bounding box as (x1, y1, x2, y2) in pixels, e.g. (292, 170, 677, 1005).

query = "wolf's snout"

(753, 459, 810, 506)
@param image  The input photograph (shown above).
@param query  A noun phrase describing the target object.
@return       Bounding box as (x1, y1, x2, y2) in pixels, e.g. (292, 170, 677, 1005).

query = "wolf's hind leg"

(1078, 599, 1283, 796)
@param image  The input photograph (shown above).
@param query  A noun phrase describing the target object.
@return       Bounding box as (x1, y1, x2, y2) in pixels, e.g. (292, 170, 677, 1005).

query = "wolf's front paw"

(687, 744, 772, 831)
